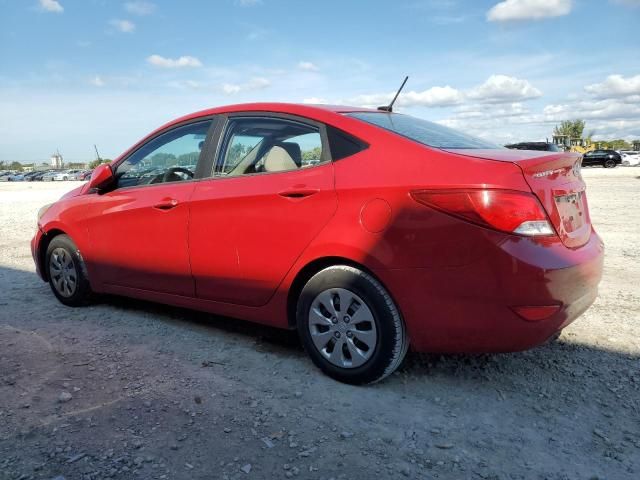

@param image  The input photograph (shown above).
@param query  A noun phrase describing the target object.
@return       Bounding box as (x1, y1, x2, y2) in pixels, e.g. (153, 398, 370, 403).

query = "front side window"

(216, 117, 324, 177)
(346, 112, 498, 149)
(115, 120, 212, 188)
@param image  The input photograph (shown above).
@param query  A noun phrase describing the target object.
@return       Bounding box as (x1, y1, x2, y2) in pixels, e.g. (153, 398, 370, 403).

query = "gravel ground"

(1, 168, 639, 480)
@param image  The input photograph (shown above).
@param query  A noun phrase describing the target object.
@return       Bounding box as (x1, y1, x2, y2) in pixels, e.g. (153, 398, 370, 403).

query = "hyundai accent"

(32, 103, 604, 384)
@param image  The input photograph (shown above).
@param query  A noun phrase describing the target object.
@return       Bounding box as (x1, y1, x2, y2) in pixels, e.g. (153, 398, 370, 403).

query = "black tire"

(45, 234, 92, 306)
(603, 159, 617, 168)
(296, 265, 408, 385)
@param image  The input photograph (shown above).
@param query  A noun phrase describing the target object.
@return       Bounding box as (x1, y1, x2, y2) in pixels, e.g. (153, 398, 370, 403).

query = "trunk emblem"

(533, 168, 564, 178)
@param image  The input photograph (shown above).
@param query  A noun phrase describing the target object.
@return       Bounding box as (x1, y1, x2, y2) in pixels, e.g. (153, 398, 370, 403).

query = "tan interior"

(263, 145, 298, 172)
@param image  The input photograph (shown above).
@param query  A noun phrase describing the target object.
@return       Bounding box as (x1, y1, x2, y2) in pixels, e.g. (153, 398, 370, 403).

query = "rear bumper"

(376, 229, 604, 353)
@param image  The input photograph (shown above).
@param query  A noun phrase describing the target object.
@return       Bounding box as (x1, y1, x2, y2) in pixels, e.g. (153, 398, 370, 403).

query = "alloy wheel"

(49, 247, 77, 297)
(307, 288, 378, 368)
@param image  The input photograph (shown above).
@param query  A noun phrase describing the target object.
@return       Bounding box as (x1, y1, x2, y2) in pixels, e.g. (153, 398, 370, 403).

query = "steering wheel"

(161, 167, 194, 183)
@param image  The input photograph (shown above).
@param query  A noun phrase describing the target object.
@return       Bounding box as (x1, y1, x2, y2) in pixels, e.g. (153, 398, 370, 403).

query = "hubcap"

(49, 248, 77, 297)
(307, 288, 378, 369)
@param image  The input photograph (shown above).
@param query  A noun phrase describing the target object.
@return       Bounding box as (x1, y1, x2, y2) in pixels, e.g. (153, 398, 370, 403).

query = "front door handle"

(278, 188, 319, 199)
(153, 198, 179, 210)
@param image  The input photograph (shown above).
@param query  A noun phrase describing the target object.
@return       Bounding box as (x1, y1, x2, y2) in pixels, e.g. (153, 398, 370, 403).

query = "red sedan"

(32, 103, 604, 384)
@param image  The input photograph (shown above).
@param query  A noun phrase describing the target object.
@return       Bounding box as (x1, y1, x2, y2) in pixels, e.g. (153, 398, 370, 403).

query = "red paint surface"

(32, 103, 604, 353)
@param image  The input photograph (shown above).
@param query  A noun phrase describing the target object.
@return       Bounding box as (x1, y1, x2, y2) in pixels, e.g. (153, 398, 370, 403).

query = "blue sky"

(1, 0, 639, 162)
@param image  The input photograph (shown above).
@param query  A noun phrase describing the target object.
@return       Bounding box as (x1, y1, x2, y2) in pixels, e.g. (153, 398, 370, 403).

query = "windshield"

(346, 112, 499, 149)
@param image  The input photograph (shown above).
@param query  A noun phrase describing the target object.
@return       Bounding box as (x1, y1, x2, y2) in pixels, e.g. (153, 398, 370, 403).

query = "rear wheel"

(603, 158, 617, 168)
(46, 234, 92, 306)
(296, 265, 408, 384)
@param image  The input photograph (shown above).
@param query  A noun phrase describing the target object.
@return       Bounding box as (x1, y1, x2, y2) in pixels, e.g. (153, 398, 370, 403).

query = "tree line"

(553, 120, 638, 150)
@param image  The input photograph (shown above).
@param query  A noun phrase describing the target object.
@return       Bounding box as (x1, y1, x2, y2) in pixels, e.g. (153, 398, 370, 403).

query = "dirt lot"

(1, 168, 639, 480)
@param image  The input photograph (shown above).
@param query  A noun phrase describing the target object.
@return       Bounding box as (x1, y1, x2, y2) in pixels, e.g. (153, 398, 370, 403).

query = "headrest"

(263, 145, 298, 173)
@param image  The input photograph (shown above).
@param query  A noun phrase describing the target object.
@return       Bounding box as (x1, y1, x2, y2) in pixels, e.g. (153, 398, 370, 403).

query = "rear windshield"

(346, 112, 498, 149)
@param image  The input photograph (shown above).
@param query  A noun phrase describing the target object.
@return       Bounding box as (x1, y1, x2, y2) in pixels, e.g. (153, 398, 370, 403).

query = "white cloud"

(303, 97, 328, 104)
(487, 0, 572, 22)
(584, 74, 640, 99)
(346, 75, 540, 109)
(168, 80, 202, 90)
(146, 54, 202, 68)
(38, 0, 63, 13)
(124, 1, 156, 15)
(236, 0, 262, 6)
(543, 98, 640, 122)
(467, 74, 542, 103)
(349, 85, 464, 108)
(110, 19, 136, 33)
(298, 61, 319, 72)
(90, 75, 105, 87)
(222, 77, 270, 94)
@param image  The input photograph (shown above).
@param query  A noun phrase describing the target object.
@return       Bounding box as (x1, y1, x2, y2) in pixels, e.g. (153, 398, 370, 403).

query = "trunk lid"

(444, 149, 590, 248)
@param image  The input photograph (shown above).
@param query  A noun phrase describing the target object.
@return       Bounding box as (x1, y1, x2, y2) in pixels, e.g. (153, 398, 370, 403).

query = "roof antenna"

(377, 76, 408, 112)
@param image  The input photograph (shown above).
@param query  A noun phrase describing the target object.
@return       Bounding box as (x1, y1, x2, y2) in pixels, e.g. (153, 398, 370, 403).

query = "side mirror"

(87, 163, 114, 191)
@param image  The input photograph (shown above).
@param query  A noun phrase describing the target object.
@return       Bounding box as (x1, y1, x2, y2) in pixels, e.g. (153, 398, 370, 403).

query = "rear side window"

(346, 112, 498, 149)
(216, 117, 326, 176)
(327, 126, 368, 160)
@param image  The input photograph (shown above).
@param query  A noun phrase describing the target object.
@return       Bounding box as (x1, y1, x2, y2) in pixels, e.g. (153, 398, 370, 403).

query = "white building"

(50, 151, 63, 169)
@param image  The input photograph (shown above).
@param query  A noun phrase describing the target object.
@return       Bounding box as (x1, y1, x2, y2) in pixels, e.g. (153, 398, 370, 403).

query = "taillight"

(410, 189, 555, 237)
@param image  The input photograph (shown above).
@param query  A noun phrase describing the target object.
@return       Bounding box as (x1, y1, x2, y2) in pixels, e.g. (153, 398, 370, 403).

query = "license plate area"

(554, 191, 585, 233)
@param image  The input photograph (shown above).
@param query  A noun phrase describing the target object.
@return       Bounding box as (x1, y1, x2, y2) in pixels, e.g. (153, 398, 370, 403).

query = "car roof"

(159, 102, 376, 132)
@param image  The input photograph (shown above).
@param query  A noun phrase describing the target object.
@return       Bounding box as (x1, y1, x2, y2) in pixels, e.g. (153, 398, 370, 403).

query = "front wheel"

(46, 234, 92, 306)
(603, 158, 617, 168)
(296, 265, 408, 384)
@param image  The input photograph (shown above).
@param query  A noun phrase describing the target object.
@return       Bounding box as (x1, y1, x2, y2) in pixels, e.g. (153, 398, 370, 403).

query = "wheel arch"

(286, 256, 391, 329)
(38, 228, 68, 281)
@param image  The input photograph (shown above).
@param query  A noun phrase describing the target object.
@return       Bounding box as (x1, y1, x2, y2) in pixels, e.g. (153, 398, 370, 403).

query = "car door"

(188, 114, 338, 307)
(86, 119, 214, 296)
(582, 151, 597, 166)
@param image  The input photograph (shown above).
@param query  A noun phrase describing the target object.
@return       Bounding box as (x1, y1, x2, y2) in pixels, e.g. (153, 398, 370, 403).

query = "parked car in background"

(41, 171, 58, 181)
(581, 149, 622, 168)
(78, 170, 93, 181)
(0, 172, 24, 181)
(505, 142, 560, 152)
(620, 151, 640, 166)
(23, 172, 41, 181)
(32, 102, 604, 384)
(53, 169, 82, 181)
(30, 171, 50, 181)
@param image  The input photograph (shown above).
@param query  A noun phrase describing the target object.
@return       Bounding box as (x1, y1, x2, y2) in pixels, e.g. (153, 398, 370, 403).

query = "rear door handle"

(278, 189, 319, 199)
(153, 198, 179, 210)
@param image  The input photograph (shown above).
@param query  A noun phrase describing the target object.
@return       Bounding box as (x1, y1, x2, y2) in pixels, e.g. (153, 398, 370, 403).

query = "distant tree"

(226, 143, 251, 169)
(598, 139, 631, 150)
(88, 158, 112, 169)
(553, 119, 586, 139)
(0, 161, 6, 169)
(67, 162, 86, 169)
(9, 161, 23, 172)
(177, 151, 199, 166)
(150, 153, 176, 167)
(302, 147, 322, 162)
